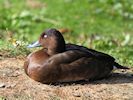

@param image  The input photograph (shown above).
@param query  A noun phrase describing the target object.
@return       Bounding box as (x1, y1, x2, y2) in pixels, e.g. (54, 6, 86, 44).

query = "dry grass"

(0, 58, 133, 100)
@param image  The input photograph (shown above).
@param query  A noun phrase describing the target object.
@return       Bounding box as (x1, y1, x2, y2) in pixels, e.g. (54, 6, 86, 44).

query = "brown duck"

(24, 28, 129, 84)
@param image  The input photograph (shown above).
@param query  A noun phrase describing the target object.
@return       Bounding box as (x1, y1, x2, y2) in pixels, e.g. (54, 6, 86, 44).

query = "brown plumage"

(24, 28, 129, 84)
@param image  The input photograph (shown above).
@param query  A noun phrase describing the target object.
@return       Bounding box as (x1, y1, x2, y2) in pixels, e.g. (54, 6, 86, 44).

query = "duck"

(24, 28, 129, 84)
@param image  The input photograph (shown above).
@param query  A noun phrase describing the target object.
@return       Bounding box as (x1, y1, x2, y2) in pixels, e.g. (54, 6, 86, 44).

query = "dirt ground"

(0, 58, 133, 100)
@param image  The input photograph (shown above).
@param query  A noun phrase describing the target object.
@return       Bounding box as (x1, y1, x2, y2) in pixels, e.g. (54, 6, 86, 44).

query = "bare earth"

(0, 58, 133, 100)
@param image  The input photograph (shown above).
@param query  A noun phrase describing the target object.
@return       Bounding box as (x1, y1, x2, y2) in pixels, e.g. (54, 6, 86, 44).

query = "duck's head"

(28, 28, 66, 55)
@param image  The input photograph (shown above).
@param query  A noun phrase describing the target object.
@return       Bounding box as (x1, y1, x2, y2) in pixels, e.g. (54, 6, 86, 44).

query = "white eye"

(44, 35, 47, 38)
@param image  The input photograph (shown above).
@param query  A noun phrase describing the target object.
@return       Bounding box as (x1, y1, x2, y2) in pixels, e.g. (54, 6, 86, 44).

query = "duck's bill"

(27, 41, 41, 48)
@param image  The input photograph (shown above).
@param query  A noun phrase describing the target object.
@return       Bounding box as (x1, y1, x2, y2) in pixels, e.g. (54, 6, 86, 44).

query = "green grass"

(0, 0, 133, 66)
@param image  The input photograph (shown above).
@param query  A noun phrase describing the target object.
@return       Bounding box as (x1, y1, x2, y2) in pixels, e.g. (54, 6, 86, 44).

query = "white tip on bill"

(113, 66, 117, 70)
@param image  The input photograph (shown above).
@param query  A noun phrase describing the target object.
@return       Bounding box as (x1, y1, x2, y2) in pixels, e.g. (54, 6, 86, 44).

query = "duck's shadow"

(52, 72, 133, 86)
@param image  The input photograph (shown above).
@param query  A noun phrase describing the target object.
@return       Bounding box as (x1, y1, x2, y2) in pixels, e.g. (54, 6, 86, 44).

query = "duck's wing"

(47, 50, 89, 64)
(66, 43, 115, 62)
(47, 50, 113, 82)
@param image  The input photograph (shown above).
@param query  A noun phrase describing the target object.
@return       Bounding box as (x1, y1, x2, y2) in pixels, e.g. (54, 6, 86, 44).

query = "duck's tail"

(113, 62, 129, 70)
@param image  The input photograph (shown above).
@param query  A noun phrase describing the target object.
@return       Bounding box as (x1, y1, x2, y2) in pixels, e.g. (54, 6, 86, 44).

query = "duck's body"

(24, 29, 128, 84)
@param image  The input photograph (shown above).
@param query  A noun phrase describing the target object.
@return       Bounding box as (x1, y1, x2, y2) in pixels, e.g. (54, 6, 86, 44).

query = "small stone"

(0, 83, 6, 88)
(6, 83, 16, 88)
(73, 92, 81, 97)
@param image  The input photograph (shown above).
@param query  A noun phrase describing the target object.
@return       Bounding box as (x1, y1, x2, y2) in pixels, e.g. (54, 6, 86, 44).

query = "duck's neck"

(47, 40, 66, 56)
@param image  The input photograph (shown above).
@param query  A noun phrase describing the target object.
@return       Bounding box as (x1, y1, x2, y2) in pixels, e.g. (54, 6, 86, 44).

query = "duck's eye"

(44, 34, 48, 38)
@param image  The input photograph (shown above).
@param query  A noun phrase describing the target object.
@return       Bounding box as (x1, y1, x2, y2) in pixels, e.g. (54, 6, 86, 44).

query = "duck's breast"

(24, 49, 49, 81)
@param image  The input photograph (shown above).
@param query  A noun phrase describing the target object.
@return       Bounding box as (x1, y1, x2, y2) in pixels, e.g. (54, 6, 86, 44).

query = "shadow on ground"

(52, 72, 133, 86)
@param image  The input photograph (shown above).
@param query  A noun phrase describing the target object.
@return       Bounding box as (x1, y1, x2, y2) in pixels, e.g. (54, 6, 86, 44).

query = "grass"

(0, 0, 133, 66)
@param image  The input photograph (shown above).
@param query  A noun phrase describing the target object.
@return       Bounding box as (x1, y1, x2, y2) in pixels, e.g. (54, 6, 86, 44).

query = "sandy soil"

(0, 58, 133, 100)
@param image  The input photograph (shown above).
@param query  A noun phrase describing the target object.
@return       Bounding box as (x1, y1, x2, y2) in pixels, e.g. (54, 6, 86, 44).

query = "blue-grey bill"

(27, 41, 41, 48)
